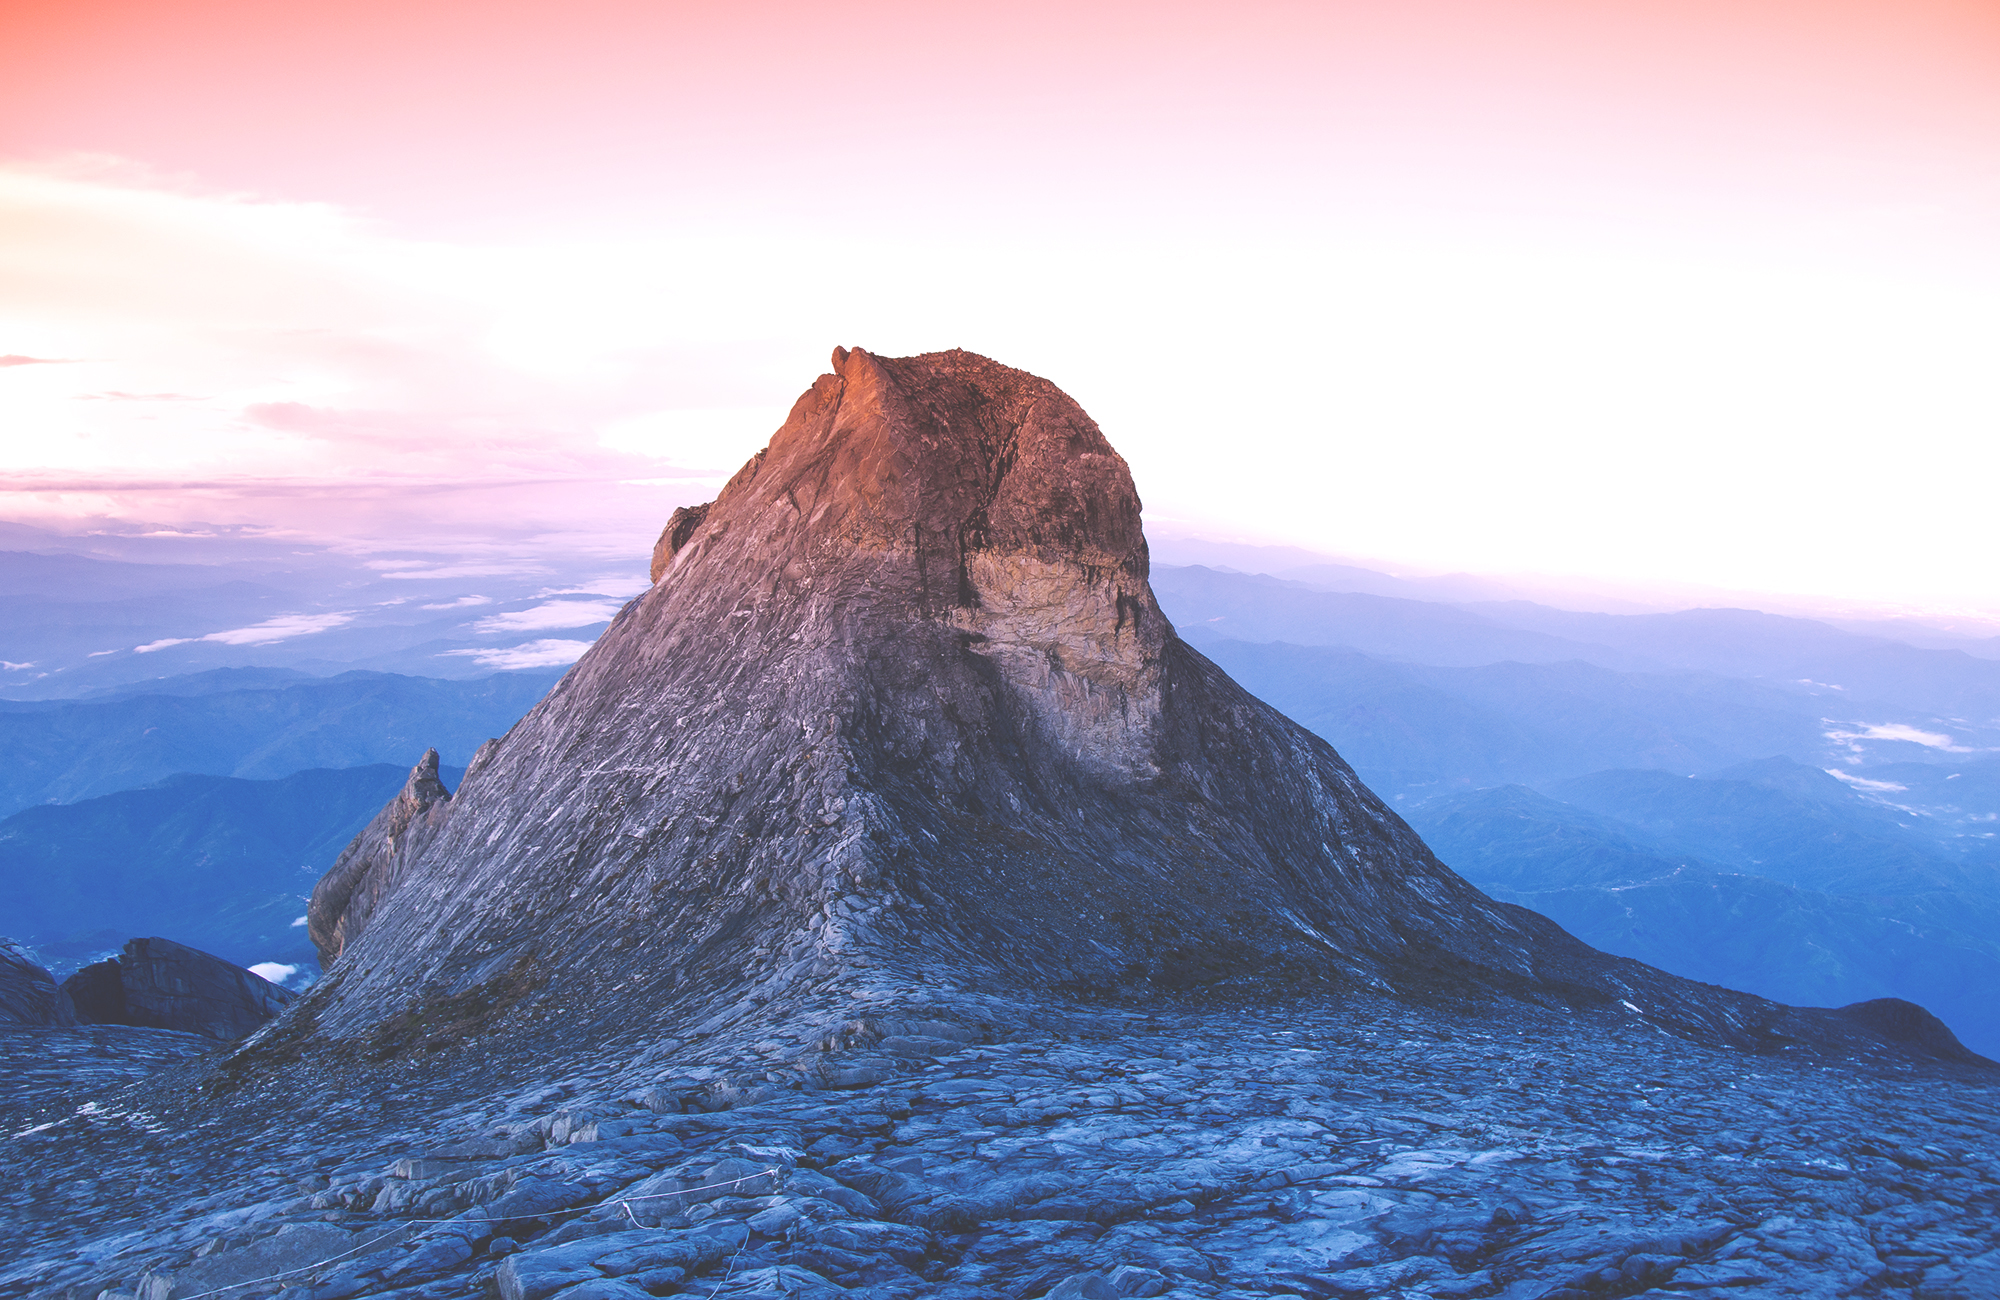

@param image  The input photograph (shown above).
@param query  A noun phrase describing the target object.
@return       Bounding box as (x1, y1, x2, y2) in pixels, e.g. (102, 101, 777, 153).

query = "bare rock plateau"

(2, 349, 1994, 1300)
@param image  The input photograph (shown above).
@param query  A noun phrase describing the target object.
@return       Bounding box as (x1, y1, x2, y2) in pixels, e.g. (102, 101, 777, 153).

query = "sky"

(4, 0, 2000, 612)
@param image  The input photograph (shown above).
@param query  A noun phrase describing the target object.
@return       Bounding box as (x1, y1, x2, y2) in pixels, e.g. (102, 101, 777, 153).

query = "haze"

(5, 0, 2000, 613)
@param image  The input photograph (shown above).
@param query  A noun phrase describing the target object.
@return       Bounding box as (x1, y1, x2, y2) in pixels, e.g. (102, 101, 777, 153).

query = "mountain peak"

(274, 349, 1960, 1073)
(661, 347, 1149, 575)
(648, 345, 1171, 774)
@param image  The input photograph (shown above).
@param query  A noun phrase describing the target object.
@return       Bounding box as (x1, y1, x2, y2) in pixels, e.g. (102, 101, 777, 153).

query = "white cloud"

(205, 612, 354, 645)
(249, 962, 299, 984)
(0, 660, 32, 671)
(379, 564, 544, 580)
(420, 595, 494, 609)
(134, 611, 353, 653)
(1823, 722, 1975, 753)
(443, 638, 593, 669)
(541, 576, 650, 598)
(1823, 769, 1909, 793)
(473, 599, 623, 634)
(290, 915, 308, 927)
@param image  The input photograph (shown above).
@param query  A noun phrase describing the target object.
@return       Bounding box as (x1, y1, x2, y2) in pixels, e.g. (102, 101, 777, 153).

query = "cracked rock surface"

(3, 993, 1996, 1300)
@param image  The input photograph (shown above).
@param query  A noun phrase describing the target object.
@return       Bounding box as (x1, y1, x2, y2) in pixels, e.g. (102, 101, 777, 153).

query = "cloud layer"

(133, 611, 354, 654)
(472, 599, 626, 635)
(443, 638, 595, 670)
(5, 1, 2000, 610)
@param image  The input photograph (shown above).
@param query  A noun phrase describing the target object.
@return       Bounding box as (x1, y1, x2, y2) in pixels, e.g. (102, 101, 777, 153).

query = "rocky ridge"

(308, 750, 455, 967)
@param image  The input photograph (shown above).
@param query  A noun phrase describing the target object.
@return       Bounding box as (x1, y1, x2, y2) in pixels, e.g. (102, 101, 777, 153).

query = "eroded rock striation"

(296, 347, 1967, 1068)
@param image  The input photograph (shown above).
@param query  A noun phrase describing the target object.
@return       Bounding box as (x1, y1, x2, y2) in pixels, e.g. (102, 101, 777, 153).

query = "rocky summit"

(283, 345, 1964, 1063)
(2, 349, 1996, 1300)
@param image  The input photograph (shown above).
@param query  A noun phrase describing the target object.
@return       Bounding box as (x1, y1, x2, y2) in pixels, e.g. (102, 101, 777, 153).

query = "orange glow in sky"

(4, 0, 2000, 607)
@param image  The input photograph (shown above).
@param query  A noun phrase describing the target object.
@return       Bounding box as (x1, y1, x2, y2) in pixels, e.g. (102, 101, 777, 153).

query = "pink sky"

(5, 0, 2000, 607)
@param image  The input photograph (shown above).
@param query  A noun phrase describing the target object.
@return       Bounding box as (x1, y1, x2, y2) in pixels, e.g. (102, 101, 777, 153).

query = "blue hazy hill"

(0, 669, 558, 816)
(1404, 783, 2000, 1056)
(0, 763, 460, 978)
(1150, 563, 2000, 1054)
(1549, 759, 1989, 896)
(1188, 639, 1829, 796)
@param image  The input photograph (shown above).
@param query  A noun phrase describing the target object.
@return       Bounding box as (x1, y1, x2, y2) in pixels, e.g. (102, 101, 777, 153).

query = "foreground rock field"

(4, 992, 1996, 1300)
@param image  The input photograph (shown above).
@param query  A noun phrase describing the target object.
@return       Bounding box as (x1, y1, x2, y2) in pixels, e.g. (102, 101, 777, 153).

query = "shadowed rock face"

(1835, 997, 1988, 1065)
(296, 348, 1982, 1068)
(0, 939, 61, 1025)
(60, 937, 293, 1040)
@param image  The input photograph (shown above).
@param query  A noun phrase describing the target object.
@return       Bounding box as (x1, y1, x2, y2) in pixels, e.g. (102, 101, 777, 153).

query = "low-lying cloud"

(134, 611, 354, 653)
(1823, 769, 1909, 793)
(472, 599, 624, 634)
(443, 638, 593, 670)
(1824, 721, 1975, 753)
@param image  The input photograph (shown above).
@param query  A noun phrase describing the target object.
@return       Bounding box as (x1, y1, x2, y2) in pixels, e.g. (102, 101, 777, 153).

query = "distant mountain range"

(1148, 563, 2000, 1054)
(1155, 564, 2000, 797)
(1155, 564, 2000, 730)
(0, 668, 557, 815)
(1403, 779, 2000, 1056)
(4, 539, 1995, 1054)
(0, 540, 645, 700)
(0, 763, 460, 980)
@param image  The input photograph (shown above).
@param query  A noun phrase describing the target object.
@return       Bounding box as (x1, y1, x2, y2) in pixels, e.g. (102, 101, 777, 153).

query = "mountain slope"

(274, 347, 1957, 1076)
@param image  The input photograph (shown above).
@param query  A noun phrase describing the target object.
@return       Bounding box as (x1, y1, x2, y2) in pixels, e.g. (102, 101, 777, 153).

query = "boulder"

(0, 938, 62, 1025)
(59, 937, 294, 1040)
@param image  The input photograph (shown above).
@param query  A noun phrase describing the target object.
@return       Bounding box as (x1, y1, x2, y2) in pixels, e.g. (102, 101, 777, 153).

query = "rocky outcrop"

(649, 502, 712, 583)
(306, 749, 455, 966)
(59, 937, 294, 1040)
(0, 938, 61, 1025)
(290, 347, 1981, 1071)
(1835, 997, 1989, 1066)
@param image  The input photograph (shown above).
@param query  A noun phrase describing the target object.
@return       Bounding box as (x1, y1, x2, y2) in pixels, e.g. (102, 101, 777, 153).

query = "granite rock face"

(289, 347, 1972, 1070)
(307, 749, 455, 966)
(0, 938, 61, 1025)
(59, 937, 294, 1040)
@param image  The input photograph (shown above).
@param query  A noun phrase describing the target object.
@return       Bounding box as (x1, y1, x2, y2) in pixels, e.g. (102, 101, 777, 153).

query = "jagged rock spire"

(307, 748, 453, 966)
